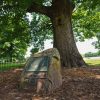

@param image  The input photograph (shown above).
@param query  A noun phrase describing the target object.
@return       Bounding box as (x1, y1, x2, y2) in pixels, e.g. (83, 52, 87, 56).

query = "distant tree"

(92, 33, 100, 52)
(84, 51, 100, 57)
(30, 13, 53, 50)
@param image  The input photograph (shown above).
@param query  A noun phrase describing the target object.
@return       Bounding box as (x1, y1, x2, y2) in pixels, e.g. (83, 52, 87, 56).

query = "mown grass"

(85, 59, 100, 66)
(0, 59, 100, 72)
(0, 63, 25, 71)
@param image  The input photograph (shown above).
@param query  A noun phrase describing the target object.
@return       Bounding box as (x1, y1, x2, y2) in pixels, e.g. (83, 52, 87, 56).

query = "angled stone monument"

(20, 48, 62, 93)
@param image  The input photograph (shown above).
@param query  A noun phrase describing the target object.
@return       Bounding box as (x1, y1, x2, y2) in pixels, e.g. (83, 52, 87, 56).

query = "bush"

(84, 51, 100, 57)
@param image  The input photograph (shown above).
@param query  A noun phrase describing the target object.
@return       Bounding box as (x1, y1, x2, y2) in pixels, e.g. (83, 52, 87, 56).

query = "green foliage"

(72, 0, 100, 41)
(84, 51, 100, 57)
(30, 13, 53, 50)
(30, 48, 39, 54)
(92, 33, 100, 51)
(0, 0, 31, 59)
(0, 0, 53, 58)
(0, 0, 100, 58)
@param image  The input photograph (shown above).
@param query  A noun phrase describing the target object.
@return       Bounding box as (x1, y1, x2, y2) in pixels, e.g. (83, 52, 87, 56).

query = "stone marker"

(20, 48, 62, 93)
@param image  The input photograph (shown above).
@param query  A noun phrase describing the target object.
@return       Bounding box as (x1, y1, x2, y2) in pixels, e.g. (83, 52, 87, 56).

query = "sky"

(76, 38, 98, 54)
(44, 38, 98, 54)
(25, 38, 98, 58)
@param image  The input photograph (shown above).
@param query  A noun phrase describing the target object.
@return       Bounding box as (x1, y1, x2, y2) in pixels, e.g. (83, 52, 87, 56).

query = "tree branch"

(27, 2, 51, 16)
(52, 0, 75, 12)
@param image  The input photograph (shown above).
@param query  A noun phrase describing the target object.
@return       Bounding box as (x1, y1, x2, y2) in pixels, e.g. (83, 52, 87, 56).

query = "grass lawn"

(0, 63, 25, 71)
(85, 59, 100, 66)
(0, 59, 100, 71)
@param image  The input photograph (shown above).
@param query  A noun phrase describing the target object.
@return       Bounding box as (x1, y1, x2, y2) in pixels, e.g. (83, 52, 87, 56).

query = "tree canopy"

(0, 0, 99, 64)
(0, 0, 30, 59)
(72, 0, 100, 41)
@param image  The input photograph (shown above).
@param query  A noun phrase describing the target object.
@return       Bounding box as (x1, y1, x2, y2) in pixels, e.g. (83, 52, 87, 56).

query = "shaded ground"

(0, 66, 100, 100)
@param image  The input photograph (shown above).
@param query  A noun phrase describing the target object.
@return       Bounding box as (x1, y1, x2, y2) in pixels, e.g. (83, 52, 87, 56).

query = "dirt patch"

(0, 67, 100, 100)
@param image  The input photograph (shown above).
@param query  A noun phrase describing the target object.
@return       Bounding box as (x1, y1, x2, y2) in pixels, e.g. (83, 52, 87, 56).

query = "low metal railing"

(0, 58, 25, 72)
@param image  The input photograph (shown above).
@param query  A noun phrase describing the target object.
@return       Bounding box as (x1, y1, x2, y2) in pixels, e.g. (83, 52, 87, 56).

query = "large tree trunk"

(27, 0, 87, 68)
(50, 0, 86, 67)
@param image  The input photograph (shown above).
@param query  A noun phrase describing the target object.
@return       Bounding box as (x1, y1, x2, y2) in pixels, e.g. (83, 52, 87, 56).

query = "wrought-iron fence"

(0, 58, 26, 72)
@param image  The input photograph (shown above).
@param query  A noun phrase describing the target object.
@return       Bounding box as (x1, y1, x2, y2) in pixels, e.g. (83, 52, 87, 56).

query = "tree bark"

(50, 0, 86, 67)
